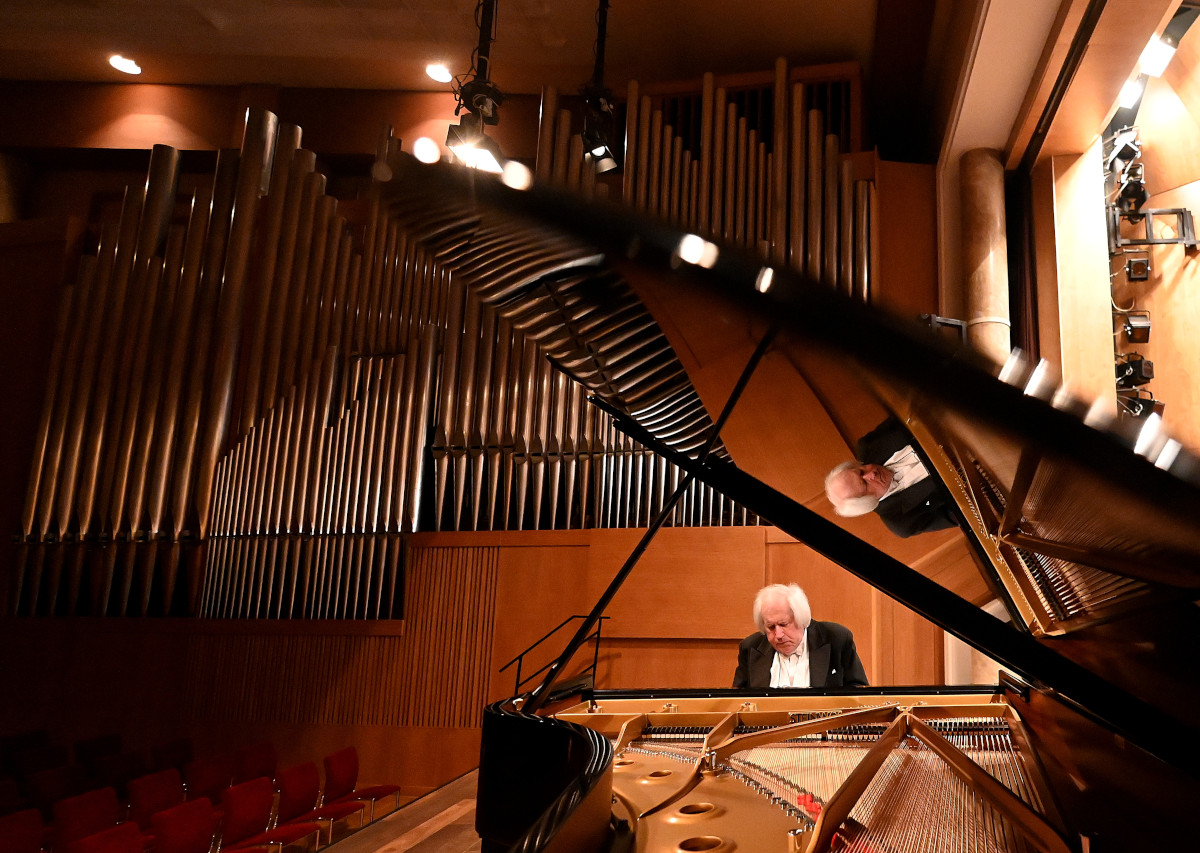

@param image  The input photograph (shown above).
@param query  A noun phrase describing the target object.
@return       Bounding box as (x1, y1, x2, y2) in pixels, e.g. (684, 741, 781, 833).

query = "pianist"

(824, 416, 959, 538)
(733, 583, 868, 689)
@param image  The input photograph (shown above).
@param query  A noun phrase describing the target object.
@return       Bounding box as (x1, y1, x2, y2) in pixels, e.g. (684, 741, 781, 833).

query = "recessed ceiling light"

(109, 54, 141, 75)
(425, 62, 452, 83)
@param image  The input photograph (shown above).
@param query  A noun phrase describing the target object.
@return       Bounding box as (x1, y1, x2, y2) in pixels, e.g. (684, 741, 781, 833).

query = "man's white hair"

(824, 461, 880, 517)
(752, 584, 812, 634)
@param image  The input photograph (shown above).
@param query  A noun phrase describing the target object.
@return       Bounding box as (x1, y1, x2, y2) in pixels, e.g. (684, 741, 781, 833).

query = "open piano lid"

(382, 158, 1200, 851)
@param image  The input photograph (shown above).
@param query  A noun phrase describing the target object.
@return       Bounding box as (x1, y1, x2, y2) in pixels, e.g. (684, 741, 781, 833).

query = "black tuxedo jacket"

(856, 417, 958, 538)
(732, 620, 869, 689)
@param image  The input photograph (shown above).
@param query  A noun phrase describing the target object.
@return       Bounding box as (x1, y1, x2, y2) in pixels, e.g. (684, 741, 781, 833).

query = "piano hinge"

(999, 671, 1032, 703)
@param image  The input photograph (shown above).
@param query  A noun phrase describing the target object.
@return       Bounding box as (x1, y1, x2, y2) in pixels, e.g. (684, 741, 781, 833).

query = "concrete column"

(960, 148, 1011, 365)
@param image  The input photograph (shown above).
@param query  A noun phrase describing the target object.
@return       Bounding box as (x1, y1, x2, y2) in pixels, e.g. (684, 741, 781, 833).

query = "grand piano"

(379, 157, 1200, 853)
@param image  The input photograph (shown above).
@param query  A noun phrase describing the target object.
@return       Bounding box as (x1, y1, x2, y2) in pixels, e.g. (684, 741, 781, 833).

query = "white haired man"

(733, 583, 868, 689)
(824, 416, 958, 538)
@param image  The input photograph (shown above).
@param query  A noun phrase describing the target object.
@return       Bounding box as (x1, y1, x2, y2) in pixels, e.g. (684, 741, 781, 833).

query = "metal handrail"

(498, 614, 609, 697)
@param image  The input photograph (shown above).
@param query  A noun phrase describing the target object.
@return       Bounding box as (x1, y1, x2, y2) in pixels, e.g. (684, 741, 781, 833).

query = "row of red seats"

(1, 732, 194, 819)
(0, 744, 402, 853)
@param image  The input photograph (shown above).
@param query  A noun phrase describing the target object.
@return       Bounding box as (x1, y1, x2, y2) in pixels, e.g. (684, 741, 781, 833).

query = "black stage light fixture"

(1116, 352, 1154, 388)
(446, 111, 505, 173)
(1117, 163, 1149, 221)
(1104, 126, 1141, 173)
(1125, 253, 1151, 281)
(446, 0, 506, 172)
(1117, 389, 1165, 420)
(580, 0, 619, 174)
(1122, 310, 1151, 343)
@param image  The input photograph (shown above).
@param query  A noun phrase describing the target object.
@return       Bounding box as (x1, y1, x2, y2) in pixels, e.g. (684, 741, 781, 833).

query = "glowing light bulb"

(109, 54, 141, 75)
(413, 136, 441, 164)
(425, 63, 452, 83)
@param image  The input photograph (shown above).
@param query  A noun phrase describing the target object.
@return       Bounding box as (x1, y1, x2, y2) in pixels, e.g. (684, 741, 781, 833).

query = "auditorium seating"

(61, 821, 143, 853)
(218, 778, 320, 853)
(26, 765, 89, 819)
(0, 807, 45, 853)
(147, 799, 219, 853)
(0, 776, 31, 816)
(51, 787, 121, 847)
(319, 748, 402, 821)
(1, 730, 403, 853)
(126, 769, 185, 832)
(89, 754, 147, 802)
(274, 763, 365, 846)
(181, 755, 233, 806)
(71, 737, 122, 781)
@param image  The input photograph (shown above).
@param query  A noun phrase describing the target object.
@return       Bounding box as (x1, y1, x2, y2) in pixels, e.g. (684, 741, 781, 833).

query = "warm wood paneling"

(594, 638, 742, 689)
(584, 526, 767, 639)
(490, 542, 594, 701)
(1038, 142, 1121, 409)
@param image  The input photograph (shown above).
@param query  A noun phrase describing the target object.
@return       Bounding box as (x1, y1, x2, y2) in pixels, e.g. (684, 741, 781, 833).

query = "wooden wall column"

(960, 148, 1011, 365)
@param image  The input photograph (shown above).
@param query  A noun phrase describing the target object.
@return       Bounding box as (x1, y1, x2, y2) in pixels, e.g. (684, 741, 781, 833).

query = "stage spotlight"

(579, 1, 620, 173)
(581, 106, 617, 173)
(443, 0, 507, 173)
(1122, 310, 1151, 344)
(1118, 76, 1146, 110)
(1139, 35, 1177, 77)
(1105, 127, 1140, 172)
(1117, 389, 1164, 421)
(1116, 353, 1154, 388)
(446, 113, 504, 173)
(1117, 163, 1149, 220)
(1125, 254, 1151, 281)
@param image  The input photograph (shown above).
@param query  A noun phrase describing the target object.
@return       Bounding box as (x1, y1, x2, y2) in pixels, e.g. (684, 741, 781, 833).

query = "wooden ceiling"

(0, 0, 882, 94)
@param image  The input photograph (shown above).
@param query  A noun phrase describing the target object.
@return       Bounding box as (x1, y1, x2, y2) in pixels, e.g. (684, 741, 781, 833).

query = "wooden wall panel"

(1044, 142, 1120, 410)
(584, 526, 767, 639)
(490, 542, 593, 701)
(594, 638, 742, 690)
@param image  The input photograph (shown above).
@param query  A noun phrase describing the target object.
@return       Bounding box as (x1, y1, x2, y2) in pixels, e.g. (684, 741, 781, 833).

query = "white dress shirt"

(769, 628, 810, 687)
(881, 444, 931, 500)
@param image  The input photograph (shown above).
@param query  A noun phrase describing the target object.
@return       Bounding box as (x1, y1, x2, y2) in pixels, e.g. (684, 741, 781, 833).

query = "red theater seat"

(127, 768, 185, 831)
(0, 807, 46, 853)
(182, 755, 234, 805)
(62, 822, 143, 853)
(218, 778, 320, 853)
(52, 787, 120, 847)
(319, 748, 402, 821)
(275, 763, 365, 846)
(148, 799, 219, 853)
